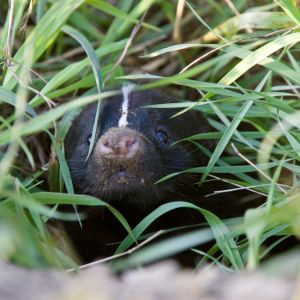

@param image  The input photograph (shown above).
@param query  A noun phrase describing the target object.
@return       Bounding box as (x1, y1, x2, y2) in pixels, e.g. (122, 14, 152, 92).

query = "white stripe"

(118, 84, 135, 127)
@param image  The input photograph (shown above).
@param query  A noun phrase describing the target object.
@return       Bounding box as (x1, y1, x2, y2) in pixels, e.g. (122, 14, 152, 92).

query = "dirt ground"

(0, 259, 299, 300)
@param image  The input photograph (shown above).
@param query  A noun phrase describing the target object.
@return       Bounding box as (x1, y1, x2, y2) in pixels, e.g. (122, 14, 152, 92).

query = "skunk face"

(65, 87, 213, 208)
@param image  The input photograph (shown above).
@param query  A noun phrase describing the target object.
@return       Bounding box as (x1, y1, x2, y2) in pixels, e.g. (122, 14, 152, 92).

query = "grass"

(0, 0, 299, 272)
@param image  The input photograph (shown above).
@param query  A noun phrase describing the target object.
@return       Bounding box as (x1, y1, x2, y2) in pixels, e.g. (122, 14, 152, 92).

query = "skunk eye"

(86, 134, 92, 147)
(156, 129, 169, 144)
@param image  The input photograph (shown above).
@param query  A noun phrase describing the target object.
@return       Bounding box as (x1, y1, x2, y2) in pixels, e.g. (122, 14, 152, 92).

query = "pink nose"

(101, 135, 136, 156)
(97, 127, 143, 159)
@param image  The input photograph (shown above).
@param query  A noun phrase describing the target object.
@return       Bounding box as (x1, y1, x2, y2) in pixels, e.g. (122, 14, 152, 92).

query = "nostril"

(120, 137, 137, 154)
(125, 138, 136, 148)
(98, 137, 114, 155)
(103, 140, 110, 147)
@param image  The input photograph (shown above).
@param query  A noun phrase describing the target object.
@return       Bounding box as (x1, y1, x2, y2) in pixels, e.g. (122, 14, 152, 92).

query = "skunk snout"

(96, 127, 145, 160)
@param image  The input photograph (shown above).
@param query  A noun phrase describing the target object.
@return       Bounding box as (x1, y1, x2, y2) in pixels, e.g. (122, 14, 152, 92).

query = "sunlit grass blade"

(220, 32, 300, 85)
(113, 228, 213, 271)
(0, 0, 29, 50)
(3, 0, 84, 90)
(0, 91, 119, 147)
(202, 12, 296, 42)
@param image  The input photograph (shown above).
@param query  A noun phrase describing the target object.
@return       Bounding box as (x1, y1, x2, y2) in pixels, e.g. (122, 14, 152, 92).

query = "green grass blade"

(32, 192, 135, 242)
(86, 0, 159, 32)
(114, 201, 243, 270)
(200, 99, 254, 184)
(62, 25, 103, 159)
(277, 0, 300, 25)
(29, 39, 126, 107)
(0, 87, 36, 117)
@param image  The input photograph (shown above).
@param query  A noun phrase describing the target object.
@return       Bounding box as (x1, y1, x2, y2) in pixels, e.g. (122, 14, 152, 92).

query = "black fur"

(65, 89, 214, 207)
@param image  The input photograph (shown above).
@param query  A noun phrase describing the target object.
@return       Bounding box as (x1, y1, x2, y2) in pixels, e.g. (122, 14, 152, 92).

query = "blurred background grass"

(0, 0, 299, 272)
